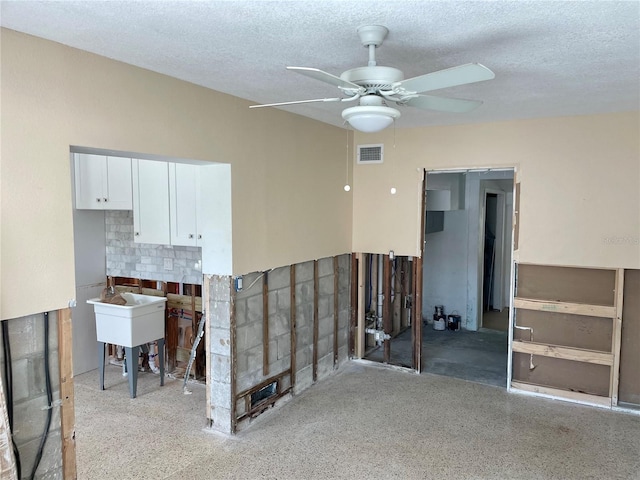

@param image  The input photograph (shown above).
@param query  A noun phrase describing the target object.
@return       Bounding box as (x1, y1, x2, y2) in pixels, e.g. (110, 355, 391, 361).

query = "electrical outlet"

(164, 258, 173, 271)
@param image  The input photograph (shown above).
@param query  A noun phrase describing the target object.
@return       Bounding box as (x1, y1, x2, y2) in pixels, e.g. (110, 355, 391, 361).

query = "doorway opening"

(69, 147, 218, 472)
(420, 169, 515, 387)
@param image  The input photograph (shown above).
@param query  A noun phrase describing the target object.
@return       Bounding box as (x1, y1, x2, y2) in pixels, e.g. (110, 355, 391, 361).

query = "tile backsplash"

(105, 211, 202, 285)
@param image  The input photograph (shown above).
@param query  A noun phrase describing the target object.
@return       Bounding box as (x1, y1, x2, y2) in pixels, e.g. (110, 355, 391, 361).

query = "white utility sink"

(87, 293, 166, 347)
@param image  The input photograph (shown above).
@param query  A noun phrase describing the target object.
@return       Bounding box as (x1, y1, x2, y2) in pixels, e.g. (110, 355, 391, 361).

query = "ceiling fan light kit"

(342, 105, 400, 133)
(251, 25, 495, 133)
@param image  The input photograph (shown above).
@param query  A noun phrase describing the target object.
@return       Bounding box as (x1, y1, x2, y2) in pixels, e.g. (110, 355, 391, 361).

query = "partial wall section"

(231, 255, 351, 432)
(0, 312, 67, 479)
(510, 264, 629, 408)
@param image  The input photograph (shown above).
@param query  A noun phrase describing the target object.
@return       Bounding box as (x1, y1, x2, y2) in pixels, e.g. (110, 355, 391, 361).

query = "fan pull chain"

(344, 127, 351, 192)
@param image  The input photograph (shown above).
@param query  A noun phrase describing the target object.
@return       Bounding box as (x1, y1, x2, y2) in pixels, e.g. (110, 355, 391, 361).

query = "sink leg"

(157, 338, 165, 386)
(98, 342, 106, 390)
(125, 346, 139, 398)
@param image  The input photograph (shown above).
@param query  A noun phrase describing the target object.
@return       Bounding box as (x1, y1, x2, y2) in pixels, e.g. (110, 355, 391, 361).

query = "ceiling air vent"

(357, 144, 383, 164)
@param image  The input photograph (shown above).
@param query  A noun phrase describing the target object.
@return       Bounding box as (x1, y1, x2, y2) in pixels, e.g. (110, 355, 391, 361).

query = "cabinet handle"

(198, 234, 202, 240)
(188, 234, 194, 239)
(96, 198, 101, 203)
(103, 198, 108, 202)
(135, 232, 140, 236)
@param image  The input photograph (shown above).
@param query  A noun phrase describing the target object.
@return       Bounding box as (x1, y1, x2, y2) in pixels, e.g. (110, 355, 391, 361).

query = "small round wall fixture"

(390, 187, 397, 195)
(344, 184, 351, 192)
(342, 105, 401, 133)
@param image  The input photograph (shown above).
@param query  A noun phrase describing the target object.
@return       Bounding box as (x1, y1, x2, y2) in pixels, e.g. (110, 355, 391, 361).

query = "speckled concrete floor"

(75, 362, 640, 479)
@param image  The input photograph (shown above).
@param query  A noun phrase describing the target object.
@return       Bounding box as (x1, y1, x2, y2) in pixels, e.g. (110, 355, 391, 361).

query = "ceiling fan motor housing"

(340, 66, 404, 91)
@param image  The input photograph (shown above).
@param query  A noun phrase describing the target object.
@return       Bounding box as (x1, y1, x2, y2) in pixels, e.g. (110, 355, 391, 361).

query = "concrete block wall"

(0, 313, 63, 479)
(234, 254, 351, 417)
(204, 274, 233, 433)
(105, 211, 202, 284)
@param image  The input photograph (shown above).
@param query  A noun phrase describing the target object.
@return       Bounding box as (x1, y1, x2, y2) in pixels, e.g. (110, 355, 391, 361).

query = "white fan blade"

(405, 94, 483, 113)
(250, 98, 341, 109)
(287, 67, 364, 91)
(394, 63, 495, 94)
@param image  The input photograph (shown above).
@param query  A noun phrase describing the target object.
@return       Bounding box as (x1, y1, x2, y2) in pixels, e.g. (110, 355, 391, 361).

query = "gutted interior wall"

(0, 313, 63, 479)
(0, 28, 353, 321)
(511, 264, 629, 406)
(352, 112, 640, 271)
(229, 255, 350, 432)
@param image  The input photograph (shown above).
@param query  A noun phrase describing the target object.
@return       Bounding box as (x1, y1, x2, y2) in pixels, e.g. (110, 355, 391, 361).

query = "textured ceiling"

(1, 1, 639, 129)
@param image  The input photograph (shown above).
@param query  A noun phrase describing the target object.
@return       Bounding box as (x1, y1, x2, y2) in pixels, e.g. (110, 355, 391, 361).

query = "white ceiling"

(1, 1, 639, 129)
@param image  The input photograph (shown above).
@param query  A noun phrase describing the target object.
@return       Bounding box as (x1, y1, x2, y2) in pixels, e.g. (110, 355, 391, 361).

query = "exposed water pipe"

(515, 325, 536, 371)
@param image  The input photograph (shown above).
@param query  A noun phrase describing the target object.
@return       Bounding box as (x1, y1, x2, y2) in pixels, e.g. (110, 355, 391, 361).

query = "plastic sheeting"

(0, 373, 18, 480)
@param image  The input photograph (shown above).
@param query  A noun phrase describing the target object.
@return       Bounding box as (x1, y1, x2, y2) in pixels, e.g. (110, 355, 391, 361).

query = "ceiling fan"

(250, 25, 495, 132)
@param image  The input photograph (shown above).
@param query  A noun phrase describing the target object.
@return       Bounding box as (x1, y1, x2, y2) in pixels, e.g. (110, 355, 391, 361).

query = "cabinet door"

(74, 153, 107, 209)
(132, 159, 170, 245)
(105, 156, 133, 210)
(169, 163, 198, 246)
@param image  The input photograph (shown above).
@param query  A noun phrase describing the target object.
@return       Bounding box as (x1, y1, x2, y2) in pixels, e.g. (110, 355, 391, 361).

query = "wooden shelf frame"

(513, 297, 615, 318)
(512, 340, 613, 366)
(511, 267, 625, 408)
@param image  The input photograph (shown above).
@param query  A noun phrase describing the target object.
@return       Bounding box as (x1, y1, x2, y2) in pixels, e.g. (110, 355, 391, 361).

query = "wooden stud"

(514, 297, 616, 318)
(412, 170, 426, 373)
(392, 258, 402, 334)
(512, 340, 614, 366)
(356, 253, 366, 359)
(166, 311, 179, 371)
(203, 276, 212, 425)
(166, 293, 203, 312)
(313, 260, 319, 382)
(263, 271, 270, 377)
(290, 265, 297, 390)
(412, 257, 423, 373)
(230, 278, 238, 433)
(511, 381, 611, 407)
(349, 253, 358, 358)
(400, 257, 411, 329)
(610, 268, 624, 405)
(383, 254, 392, 363)
(333, 256, 339, 368)
(57, 308, 77, 480)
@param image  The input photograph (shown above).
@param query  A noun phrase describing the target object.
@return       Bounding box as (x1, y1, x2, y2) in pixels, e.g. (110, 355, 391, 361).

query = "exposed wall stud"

(349, 253, 358, 357)
(610, 268, 624, 405)
(263, 271, 269, 377)
(313, 260, 319, 382)
(204, 277, 212, 426)
(383, 254, 391, 363)
(412, 257, 423, 372)
(290, 265, 297, 390)
(57, 308, 77, 480)
(230, 279, 238, 433)
(333, 256, 339, 367)
(356, 253, 366, 358)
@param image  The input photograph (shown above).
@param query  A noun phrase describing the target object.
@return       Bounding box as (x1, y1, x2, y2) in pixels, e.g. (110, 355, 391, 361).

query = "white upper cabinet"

(169, 163, 200, 247)
(132, 159, 170, 245)
(74, 153, 132, 210)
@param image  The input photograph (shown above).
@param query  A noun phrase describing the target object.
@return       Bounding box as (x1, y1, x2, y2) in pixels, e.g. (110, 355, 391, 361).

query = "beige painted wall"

(0, 29, 353, 320)
(352, 112, 640, 270)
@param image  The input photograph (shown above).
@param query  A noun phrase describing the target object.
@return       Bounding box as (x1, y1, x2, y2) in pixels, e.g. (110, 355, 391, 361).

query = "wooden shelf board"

(512, 340, 613, 366)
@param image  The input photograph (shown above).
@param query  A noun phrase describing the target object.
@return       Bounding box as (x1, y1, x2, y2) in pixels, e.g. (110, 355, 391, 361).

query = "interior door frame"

(411, 170, 426, 372)
(478, 187, 507, 324)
